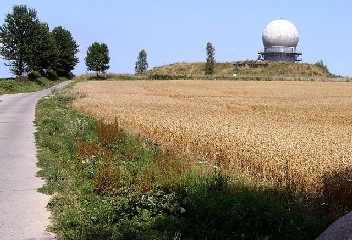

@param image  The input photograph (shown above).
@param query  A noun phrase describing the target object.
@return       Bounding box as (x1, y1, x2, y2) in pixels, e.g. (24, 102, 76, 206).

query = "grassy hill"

(76, 61, 350, 82)
(148, 61, 333, 78)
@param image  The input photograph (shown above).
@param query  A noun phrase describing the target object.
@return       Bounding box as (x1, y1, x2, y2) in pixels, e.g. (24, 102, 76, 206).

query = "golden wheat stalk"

(72, 80, 352, 195)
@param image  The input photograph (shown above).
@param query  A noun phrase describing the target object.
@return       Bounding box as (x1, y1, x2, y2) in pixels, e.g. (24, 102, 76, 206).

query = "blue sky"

(0, 1, 351, 77)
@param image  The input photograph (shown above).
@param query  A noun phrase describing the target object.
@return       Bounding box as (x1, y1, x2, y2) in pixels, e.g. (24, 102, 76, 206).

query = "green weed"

(0, 77, 64, 95)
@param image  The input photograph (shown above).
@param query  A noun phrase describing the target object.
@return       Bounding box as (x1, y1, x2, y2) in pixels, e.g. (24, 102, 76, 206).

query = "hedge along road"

(0, 81, 70, 240)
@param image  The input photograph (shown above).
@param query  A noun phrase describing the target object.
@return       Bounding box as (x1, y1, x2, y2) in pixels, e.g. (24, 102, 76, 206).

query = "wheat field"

(72, 80, 352, 195)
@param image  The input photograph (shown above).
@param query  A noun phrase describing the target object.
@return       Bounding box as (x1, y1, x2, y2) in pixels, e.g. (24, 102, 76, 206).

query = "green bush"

(28, 71, 42, 80)
(0, 76, 61, 94)
(314, 60, 331, 76)
(46, 70, 59, 81)
(67, 72, 75, 80)
(0, 81, 14, 91)
(16, 76, 29, 82)
(150, 74, 187, 80)
(150, 74, 173, 80)
(116, 74, 139, 80)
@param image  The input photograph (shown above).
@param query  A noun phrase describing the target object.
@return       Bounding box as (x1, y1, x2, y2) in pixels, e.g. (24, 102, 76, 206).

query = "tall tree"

(0, 5, 39, 76)
(135, 49, 148, 74)
(204, 42, 216, 75)
(52, 26, 79, 78)
(85, 42, 110, 77)
(27, 22, 58, 74)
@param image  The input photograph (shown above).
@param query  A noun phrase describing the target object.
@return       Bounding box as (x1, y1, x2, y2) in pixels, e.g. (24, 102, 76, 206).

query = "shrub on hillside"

(150, 74, 187, 80)
(46, 70, 59, 81)
(28, 71, 42, 81)
(314, 60, 331, 76)
(67, 72, 75, 80)
(150, 74, 174, 80)
(15, 76, 29, 82)
(0, 81, 14, 91)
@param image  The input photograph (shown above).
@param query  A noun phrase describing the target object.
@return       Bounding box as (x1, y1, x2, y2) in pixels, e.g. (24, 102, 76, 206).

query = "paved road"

(0, 82, 70, 240)
(316, 211, 352, 240)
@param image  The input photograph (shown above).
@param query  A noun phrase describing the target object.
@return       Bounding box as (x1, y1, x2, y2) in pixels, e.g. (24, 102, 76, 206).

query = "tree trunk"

(18, 57, 23, 76)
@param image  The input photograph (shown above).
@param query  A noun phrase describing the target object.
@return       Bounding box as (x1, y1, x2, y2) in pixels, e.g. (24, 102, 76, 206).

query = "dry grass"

(149, 62, 332, 77)
(72, 80, 352, 198)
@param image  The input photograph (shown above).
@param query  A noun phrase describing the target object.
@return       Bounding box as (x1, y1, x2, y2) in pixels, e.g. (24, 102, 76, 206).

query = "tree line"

(0, 5, 217, 80)
(85, 45, 149, 76)
(86, 42, 216, 77)
(0, 5, 79, 79)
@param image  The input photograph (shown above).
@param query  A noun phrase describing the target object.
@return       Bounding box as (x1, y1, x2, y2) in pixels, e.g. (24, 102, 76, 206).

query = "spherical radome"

(262, 19, 299, 48)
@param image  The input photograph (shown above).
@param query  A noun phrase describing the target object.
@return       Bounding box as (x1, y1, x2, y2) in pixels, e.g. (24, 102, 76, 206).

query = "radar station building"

(258, 19, 302, 62)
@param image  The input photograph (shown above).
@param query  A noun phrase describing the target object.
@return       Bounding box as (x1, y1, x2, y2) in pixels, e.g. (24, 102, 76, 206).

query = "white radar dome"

(262, 19, 299, 48)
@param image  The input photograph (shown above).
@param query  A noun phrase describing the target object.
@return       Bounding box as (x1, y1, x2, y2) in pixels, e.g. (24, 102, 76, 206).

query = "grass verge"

(35, 86, 332, 239)
(0, 77, 64, 95)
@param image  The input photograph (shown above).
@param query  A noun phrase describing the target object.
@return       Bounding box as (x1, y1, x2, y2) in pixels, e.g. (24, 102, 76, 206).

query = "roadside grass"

(0, 77, 64, 95)
(35, 86, 332, 239)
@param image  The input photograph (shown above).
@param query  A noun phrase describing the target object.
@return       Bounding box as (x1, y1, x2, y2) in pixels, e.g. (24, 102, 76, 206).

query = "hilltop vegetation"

(74, 60, 351, 82)
(149, 61, 333, 78)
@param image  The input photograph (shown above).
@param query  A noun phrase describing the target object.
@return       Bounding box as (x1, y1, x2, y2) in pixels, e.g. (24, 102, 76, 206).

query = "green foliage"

(27, 22, 58, 74)
(0, 5, 39, 76)
(28, 70, 42, 81)
(0, 81, 14, 91)
(35, 86, 332, 239)
(314, 60, 331, 75)
(85, 42, 110, 77)
(46, 70, 59, 81)
(135, 49, 148, 74)
(204, 42, 216, 75)
(150, 74, 179, 80)
(67, 72, 75, 80)
(174, 174, 303, 239)
(0, 5, 79, 77)
(0, 77, 62, 94)
(51, 26, 79, 78)
(114, 74, 140, 80)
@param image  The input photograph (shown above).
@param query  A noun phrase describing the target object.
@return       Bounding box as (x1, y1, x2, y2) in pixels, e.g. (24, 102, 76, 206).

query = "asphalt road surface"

(0, 82, 70, 240)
